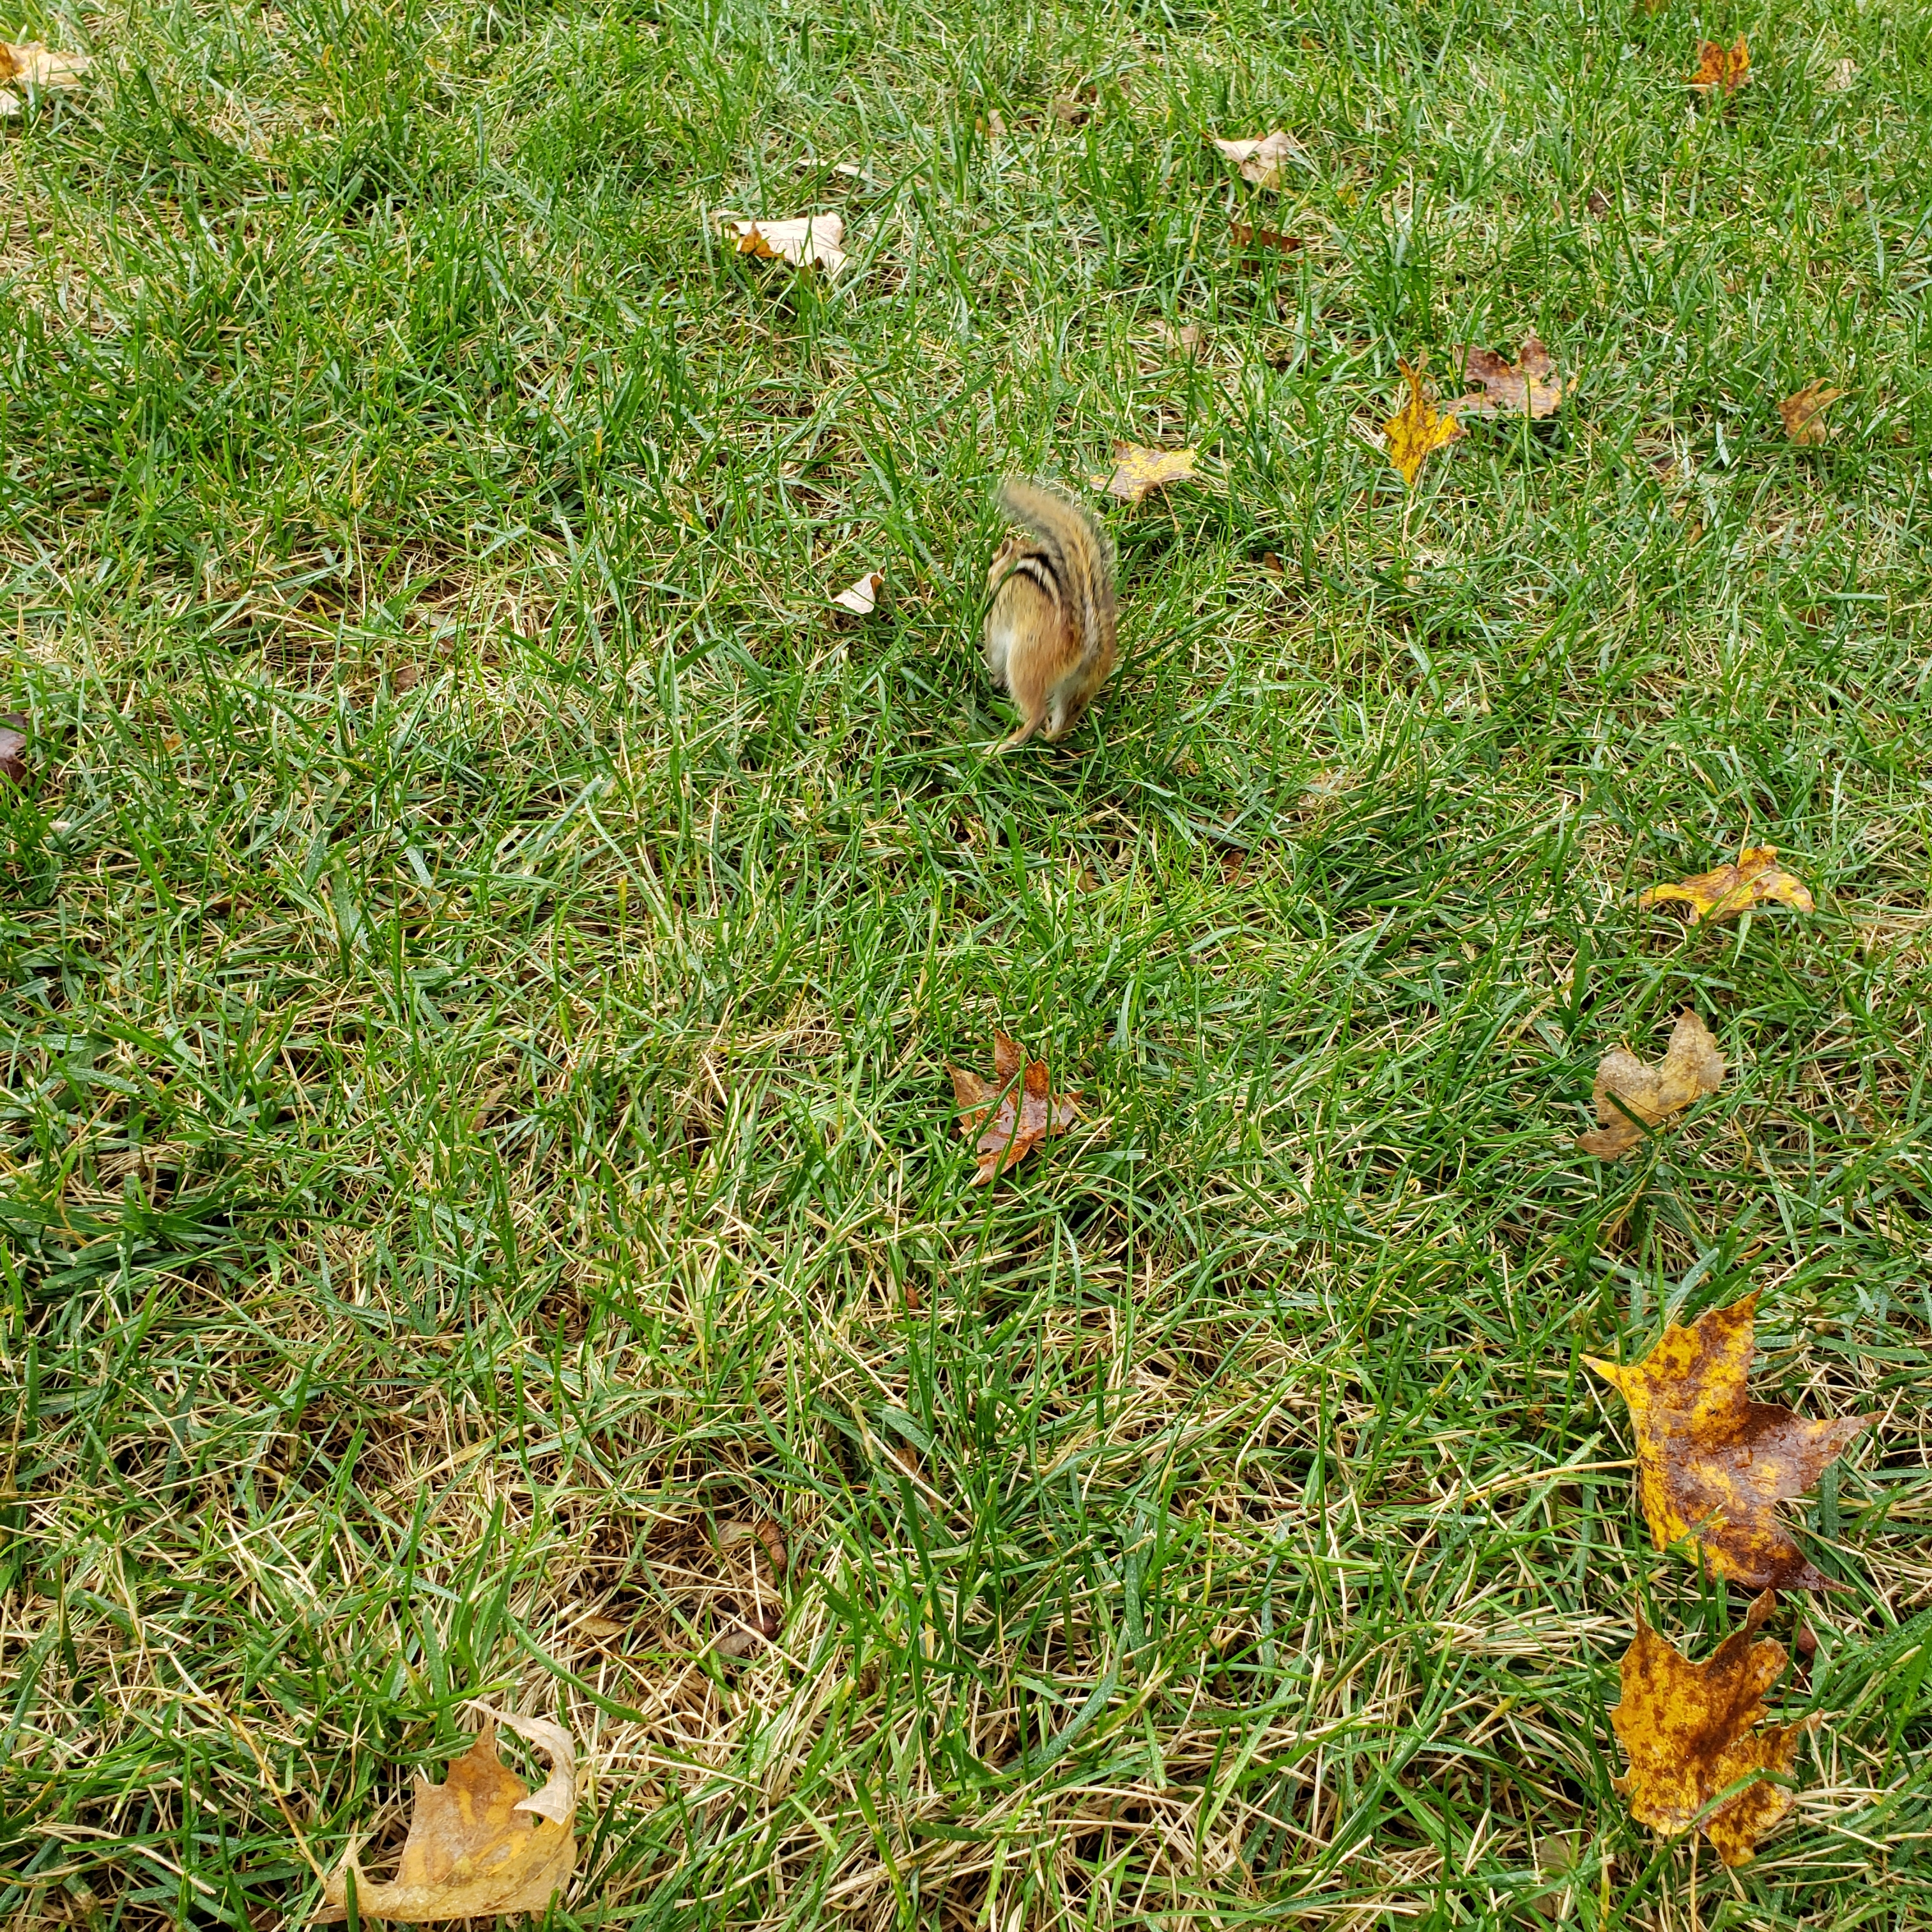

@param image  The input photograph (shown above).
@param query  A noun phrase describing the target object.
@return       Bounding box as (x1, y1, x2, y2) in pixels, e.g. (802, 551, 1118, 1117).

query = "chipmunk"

(983, 478, 1117, 751)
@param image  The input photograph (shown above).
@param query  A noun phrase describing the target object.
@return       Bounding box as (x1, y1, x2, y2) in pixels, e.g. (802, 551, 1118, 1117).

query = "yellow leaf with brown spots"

(1382, 360, 1463, 488)
(1611, 1590, 1804, 1866)
(1586, 1292, 1873, 1591)
(1779, 380, 1844, 445)
(1576, 1008, 1724, 1159)
(1639, 845, 1814, 923)
(1689, 35, 1751, 92)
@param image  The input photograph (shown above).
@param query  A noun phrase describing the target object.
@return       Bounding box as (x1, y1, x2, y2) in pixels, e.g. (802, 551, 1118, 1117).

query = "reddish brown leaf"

(1230, 218, 1303, 254)
(949, 1032, 1080, 1184)
(1586, 1292, 1873, 1590)
(1689, 35, 1751, 93)
(0, 714, 26, 788)
(1453, 335, 1564, 418)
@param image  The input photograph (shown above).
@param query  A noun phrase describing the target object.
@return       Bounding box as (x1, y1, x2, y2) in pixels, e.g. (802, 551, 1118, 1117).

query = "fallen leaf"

(1825, 57, 1858, 90)
(319, 1713, 576, 1923)
(1586, 188, 1613, 217)
(1051, 95, 1092, 128)
(832, 569, 884, 615)
(0, 41, 90, 112)
(1094, 442, 1197, 503)
(0, 714, 26, 788)
(1689, 35, 1751, 93)
(711, 1519, 786, 1657)
(1209, 130, 1307, 190)
(1586, 1291, 1873, 1590)
(979, 109, 1008, 140)
(1779, 380, 1843, 447)
(949, 1032, 1080, 1184)
(1611, 1590, 1803, 1865)
(1230, 218, 1303, 254)
(1453, 335, 1565, 418)
(1382, 360, 1464, 489)
(1638, 845, 1814, 923)
(719, 213, 847, 275)
(1576, 1008, 1724, 1159)
(1170, 322, 1204, 355)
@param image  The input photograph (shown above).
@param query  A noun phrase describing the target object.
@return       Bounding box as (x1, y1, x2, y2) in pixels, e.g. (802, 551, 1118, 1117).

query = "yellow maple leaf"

(1611, 1590, 1805, 1866)
(1638, 845, 1814, 923)
(1092, 443, 1197, 503)
(1586, 1292, 1872, 1591)
(1382, 360, 1464, 489)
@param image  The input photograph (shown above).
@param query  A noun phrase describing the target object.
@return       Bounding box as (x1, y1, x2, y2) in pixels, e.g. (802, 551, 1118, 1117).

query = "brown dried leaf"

(1051, 95, 1092, 128)
(1209, 129, 1307, 190)
(1586, 1292, 1873, 1591)
(949, 1032, 1080, 1184)
(831, 569, 884, 615)
(1689, 35, 1751, 92)
(1093, 442, 1197, 503)
(1779, 380, 1844, 446)
(719, 213, 847, 275)
(1382, 360, 1464, 488)
(1230, 218, 1303, 254)
(1453, 335, 1565, 418)
(0, 714, 26, 788)
(1611, 1591, 1804, 1866)
(0, 40, 90, 112)
(318, 1713, 576, 1923)
(1576, 1009, 1724, 1159)
(1638, 845, 1814, 923)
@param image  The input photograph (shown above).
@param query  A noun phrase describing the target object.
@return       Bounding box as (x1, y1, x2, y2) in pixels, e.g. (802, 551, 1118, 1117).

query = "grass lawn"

(4, 0, 1932, 1920)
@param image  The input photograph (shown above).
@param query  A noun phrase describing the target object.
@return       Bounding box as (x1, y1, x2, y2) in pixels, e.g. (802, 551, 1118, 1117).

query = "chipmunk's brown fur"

(983, 479, 1117, 750)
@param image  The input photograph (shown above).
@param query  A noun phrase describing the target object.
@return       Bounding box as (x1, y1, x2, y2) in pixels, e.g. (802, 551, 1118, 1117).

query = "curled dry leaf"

(1382, 360, 1464, 489)
(1586, 1292, 1873, 1591)
(1051, 95, 1092, 128)
(719, 213, 847, 275)
(1230, 218, 1303, 254)
(1576, 1008, 1724, 1159)
(1825, 57, 1858, 90)
(0, 714, 27, 788)
(1689, 35, 1751, 93)
(1779, 380, 1844, 446)
(949, 1032, 1080, 1185)
(712, 1519, 786, 1657)
(1209, 130, 1307, 190)
(319, 1713, 576, 1923)
(1612, 1591, 1804, 1866)
(1094, 443, 1197, 503)
(832, 569, 884, 615)
(1454, 335, 1564, 419)
(1638, 845, 1814, 924)
(0, 41, 89, 112)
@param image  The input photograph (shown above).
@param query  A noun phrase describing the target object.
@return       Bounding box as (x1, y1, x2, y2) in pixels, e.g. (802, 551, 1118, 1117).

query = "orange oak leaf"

(1611, 1590, 1804, 1866)
(1639, 845, 1814, 923)
(1453, 335, 1564, 418)
(319, 1712, 576, 1922)
(1577, 1009, 1724, 1159)
(719, 213, 847, 275)
(949, 1032, 1079, 1184)
(1383, 360, 1463, 488)
(1779, 380, 1844, 446)
(1585, 1292, 1873, 1591)
(1689, 35, 1751, 92)
(1209, 130, 1308, 190)
(1093, 443, 1197, 503)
